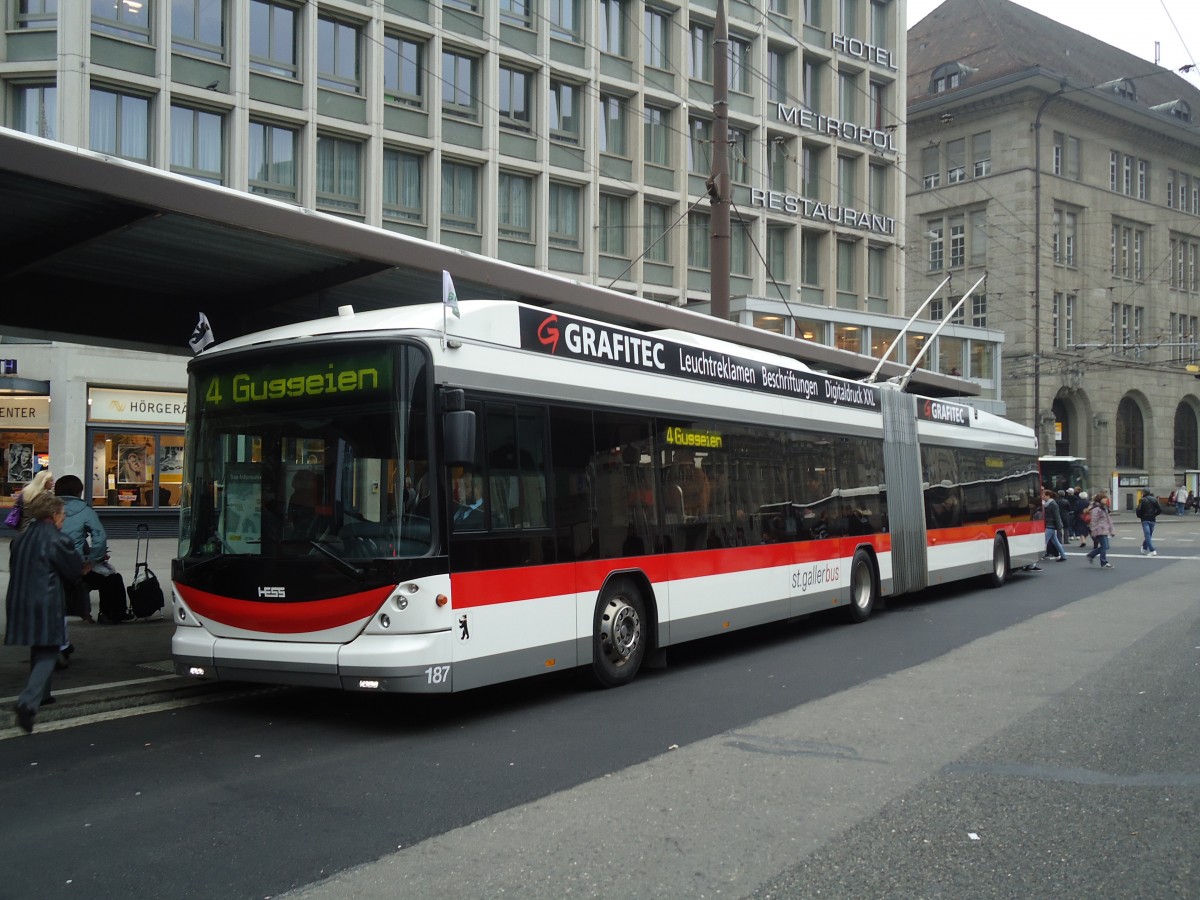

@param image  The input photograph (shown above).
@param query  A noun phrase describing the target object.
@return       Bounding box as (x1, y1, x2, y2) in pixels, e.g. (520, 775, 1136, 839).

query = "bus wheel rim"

(601, 598, 641, 664)
(853, 561, 872, 609)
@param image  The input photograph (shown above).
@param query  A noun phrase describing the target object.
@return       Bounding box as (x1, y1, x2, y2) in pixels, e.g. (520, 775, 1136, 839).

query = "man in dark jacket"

(1042, 489, 1068, 561)
(1136, 489, 1162, 556)
(5, 493, 89, 733)
(54, 474, 130, 624)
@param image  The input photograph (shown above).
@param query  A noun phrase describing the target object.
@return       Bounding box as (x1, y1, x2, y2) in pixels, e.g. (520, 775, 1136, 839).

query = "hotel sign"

(831, 33, 898, 70)
(774, 103, 897, 153)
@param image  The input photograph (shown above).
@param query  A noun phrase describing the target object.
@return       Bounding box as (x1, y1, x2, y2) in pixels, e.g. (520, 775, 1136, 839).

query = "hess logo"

(537, 315, 560, 353)
(257, 586, 286, 598)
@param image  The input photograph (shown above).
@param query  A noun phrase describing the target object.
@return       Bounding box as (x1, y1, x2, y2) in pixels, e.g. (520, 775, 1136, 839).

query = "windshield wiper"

(309, 540, 365, 579)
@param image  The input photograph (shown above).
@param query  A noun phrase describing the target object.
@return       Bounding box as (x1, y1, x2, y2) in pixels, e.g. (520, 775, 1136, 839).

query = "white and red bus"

(171, 301, 1043, 692)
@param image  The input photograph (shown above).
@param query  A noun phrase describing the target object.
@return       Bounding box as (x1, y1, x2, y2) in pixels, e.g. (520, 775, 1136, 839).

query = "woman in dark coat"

(5, 493, 88, 733)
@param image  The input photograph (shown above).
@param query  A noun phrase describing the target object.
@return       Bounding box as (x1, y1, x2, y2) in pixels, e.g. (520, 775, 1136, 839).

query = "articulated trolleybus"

(172, 301, 1043, 693)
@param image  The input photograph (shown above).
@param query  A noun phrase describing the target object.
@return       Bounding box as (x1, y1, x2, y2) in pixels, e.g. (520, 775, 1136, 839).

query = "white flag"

(188, 312, 215, 354)
(442, 270, 461, 319)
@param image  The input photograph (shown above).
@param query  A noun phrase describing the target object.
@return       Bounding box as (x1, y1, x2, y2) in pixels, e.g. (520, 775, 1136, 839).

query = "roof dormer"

(930, 61, 977, 94)
(1151, 99, 1192, 122)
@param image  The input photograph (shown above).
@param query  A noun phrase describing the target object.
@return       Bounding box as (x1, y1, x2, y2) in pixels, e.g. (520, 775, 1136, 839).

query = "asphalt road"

(1, 546, 1197, 900)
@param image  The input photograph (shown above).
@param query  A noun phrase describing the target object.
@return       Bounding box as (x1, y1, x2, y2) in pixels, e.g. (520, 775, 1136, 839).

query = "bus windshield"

(177, 343, 431, 562)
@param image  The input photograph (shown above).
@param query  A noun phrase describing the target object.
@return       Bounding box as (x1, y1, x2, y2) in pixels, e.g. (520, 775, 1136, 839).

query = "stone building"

(907, 0, 1200, 504)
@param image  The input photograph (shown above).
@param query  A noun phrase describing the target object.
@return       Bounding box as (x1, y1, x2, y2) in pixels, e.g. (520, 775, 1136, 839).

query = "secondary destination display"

(519, 308, 881, 413)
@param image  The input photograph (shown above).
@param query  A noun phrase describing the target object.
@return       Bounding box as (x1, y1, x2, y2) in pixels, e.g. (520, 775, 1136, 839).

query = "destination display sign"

(518, 308, 881, 413)
(197, 350, 392, 409)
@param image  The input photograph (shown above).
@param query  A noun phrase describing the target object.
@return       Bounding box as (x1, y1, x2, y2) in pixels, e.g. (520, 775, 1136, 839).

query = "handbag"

(1081, 510, 1091, 524)
(4, 499, 20, 529)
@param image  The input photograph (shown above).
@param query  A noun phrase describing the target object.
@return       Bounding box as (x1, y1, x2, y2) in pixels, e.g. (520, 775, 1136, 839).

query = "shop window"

(90, 432, 184, 509)
(3, 433, 51, 509)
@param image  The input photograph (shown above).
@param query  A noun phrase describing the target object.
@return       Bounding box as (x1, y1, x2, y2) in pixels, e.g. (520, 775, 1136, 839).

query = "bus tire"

(589, 578, 647, 688)
(845, 549, 877, 624)
(988, 535, 1010, 588)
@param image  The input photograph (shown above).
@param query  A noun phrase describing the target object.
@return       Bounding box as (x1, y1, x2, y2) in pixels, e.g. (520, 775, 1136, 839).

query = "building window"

(600, 0, 629, 57)
(644, 7, 671, 70)
(1123, 154, 1134, 195)
(801, 231, 823, 286)
(384, 34, 424, 108)
(549, 0, 581, 42)
(946, 138, 965, 184)
(548, 181, 580, 247)
(599, 193, 628, 257)
(441, 160, 479, 232)
(644, 105, 671, 167)
(927, 221, 944, 272)
(949, 215, 965, 267)
(16, 0, 56, 29)
(1110, 150, 1120, 192)
(89, 87, 150, 163)
(500, 0, 532, 28)
(690, 21, 713, 82)
(600, 94, 628, 157)
(316, 134, 361, 213)
(442, 50, 478, 120)
(803, 55, 822, 111)
(802, 0, 821, 26)
(768, 49, 789, 104)
(1137, 159, 1149, 200)
(644, 202, 672, 263)
(921, 144, 940, 189)
(971, 293, 987, 328)
(838, 71, 858, 123)
(869, 81, 887, 129)
(1115, 397, 1144, 468)
(868, 244, 886, 298)
(1052, 208, 1077, 267)
(969, 208, 987, 266)
(248, 121, 296, 201)
(802, 143, 823, 199)
(688, 116, 712, 175)
(688, 211, 710, 269)
(729, 36, 752, 93)
(768, 225, 789, 279)
(729, 128, 750, 184)
(770, 137, 793, 192)
(838, 154, 857, 208)
(317, 15, 361, 94)
(249, 1, 298, 79)
(92, 0, 150, 42)
(382, 148, 423, 223)
(971, 131, 991, 177)
(499, 66, 532, 132)
(731, 219, 750, 276)
(836, 239, 856, 292)
(1174, 404, 1198, 470)
(12, 84, 56, 140)
(549, 80, 581, 144)
(170, 105, 223, 185)
(497, 171, 533, 241)
(172, 0, 224, 60)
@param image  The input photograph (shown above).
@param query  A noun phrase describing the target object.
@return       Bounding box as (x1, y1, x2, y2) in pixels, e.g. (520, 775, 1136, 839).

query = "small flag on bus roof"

(188, 312, 215, 354)
(442, 270, 461, 319)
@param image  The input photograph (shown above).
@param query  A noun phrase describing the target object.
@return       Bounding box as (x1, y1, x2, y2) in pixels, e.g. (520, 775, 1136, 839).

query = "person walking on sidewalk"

(1085, 491, 1116, 569)
(5, 493, 91, 733)
(1041, 489, 1069, 561)
(1136, 489, 1162, 557)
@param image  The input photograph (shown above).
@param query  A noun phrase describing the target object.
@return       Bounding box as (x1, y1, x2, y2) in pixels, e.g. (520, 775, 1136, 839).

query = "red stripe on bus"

(176, 583, 393, 633)
(450, 536, 893, 608)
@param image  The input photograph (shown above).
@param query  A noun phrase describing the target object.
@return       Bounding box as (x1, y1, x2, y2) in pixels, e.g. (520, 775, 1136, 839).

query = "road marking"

(0, 672, 179, 707)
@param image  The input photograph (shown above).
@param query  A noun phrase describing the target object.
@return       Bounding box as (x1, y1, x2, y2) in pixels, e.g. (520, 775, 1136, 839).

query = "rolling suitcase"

(127, 523, 165, 619)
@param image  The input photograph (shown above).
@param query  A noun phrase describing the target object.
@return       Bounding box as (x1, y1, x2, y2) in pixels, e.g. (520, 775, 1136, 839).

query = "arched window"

(1175, 403, 1198, 469)
(1115, 397, 1143, 468)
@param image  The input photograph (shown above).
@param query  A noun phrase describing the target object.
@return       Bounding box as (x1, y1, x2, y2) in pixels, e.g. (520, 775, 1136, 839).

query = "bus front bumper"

(172, 628, 455, 693)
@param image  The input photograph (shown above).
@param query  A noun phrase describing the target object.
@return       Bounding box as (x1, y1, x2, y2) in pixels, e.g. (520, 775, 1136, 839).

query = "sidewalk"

(1, 534, 229, 725)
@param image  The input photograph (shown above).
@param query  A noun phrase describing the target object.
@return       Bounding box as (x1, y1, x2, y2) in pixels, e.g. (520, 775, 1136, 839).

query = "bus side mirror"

(444, 409, 476, 466)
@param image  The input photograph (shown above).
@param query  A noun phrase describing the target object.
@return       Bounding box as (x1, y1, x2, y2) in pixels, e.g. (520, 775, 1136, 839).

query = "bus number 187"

(424, 665, 450, 685)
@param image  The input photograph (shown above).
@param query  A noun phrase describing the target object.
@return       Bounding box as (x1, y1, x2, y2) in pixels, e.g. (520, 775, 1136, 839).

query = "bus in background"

(1039, 456, 1089, 493)
(171, 301, 1043, 694)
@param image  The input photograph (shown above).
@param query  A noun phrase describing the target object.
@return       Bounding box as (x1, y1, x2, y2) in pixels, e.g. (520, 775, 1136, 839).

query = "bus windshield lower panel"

(178, 344, 430, 563)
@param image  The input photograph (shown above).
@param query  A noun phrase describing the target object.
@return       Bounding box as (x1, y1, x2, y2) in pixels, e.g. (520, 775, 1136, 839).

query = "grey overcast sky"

(906, 0, 1200, 88)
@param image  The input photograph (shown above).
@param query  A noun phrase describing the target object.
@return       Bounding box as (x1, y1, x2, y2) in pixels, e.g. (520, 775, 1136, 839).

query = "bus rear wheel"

(845, 549, 877, 624)
(589, 578, 647, 688)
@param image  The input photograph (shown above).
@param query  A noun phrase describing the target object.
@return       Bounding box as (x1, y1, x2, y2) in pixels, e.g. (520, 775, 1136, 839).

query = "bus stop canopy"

(0, 128, 976, 398)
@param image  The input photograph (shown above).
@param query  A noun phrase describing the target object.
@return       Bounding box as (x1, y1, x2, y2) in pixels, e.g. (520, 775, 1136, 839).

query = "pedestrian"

(1073, 490, 1091, 547)
(1085, 490, 1116, 569)
(5, 493, 91, 733)
(1041, 489, 1069, 561)
(54, 474, 129, 625)
(1135, 489, 1161, 557)
(8, 469, 54, 532)
(1189, 489, 1198, 515)
(1175, 484, 1187, 516)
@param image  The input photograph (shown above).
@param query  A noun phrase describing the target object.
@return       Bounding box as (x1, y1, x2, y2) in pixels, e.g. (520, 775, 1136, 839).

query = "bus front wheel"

(589, 578, 647, 688)
(845, 549, 878, 624)
(988, 535, 1010, 588)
